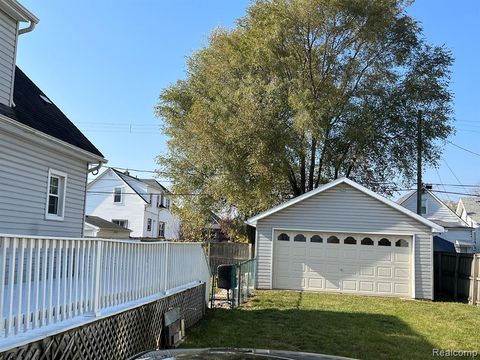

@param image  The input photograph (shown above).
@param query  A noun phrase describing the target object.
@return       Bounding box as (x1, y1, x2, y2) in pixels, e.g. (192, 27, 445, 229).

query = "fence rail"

(0, 235, 210, 342)
(208, 242, 251, 273)
(434, 251, 480, 306)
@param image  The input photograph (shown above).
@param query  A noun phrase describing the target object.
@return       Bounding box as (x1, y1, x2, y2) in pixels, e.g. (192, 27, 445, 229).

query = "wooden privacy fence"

(434, 252, 480, 305)
(207, 242, 251, 273)
(0, 235, 210, 344)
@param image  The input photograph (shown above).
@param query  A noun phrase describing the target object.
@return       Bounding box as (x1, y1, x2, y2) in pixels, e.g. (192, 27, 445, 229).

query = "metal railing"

(0, 235, 210, 340)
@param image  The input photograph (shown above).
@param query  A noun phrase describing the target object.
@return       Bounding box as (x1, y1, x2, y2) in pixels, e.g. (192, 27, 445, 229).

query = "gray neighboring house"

(247, 177, 443, 300)
(398, 188, 475, 253)
(0, 0, 106, 237)
(84, 216, 131, 239)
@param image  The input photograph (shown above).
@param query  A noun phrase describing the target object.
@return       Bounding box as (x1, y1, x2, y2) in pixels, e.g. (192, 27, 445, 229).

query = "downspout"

(18, 20, 36, 35)
(88, 162, 104, 175)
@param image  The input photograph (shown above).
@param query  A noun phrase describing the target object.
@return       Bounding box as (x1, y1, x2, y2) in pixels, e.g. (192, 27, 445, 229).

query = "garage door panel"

(273, 231, 412, 298)
(342, 280, 357, 291)
(377, 266, 393, 278)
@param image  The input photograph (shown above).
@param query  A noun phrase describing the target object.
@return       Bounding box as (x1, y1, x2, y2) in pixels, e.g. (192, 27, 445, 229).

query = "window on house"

(294, 234, 306, 242)
(421, 194, 427, 215)
(327, 236, 339, 244)
(277, 233, 290, 241)
(152, 220, 156, 234)
(378, 238, 391, 246)
(149, 193, 153, 204)
(310, 235, 323, 243)
(112, 219, 128, 228)
(361, 237, 374, 246)
(113, 187, 122, 203)
(147, 218, 152, 232)
(158, 222, 165, 238)
(46, 169, 67, 220)
(165, 197, 171, 209)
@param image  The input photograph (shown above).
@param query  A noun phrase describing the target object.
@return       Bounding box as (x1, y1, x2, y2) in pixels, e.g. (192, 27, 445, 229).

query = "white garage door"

(273, 231, 412, 297)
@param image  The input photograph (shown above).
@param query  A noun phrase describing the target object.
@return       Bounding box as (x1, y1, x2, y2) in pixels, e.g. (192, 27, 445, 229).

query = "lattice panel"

(0, 284, 205, 360)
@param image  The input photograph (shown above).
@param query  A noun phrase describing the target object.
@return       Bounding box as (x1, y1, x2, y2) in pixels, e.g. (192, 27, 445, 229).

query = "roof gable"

(0, 67, 103, 158)
(246, 178, 444, 232)
(458, 197, 480, 223)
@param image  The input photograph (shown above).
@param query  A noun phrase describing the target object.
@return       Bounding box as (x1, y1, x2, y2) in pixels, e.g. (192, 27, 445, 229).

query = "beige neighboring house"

(84, 215, 131, 239)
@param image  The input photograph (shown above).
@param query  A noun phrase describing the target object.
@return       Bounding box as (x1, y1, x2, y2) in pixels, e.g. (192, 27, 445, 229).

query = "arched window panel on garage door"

(327, 235, 340, 244)
(310, 235, 323, 243)
(277, 233, 290, 241)
(294, 234, 306, 242)
(395, 239, 409, 247)
(361, 237, 374, 245)
(378, 238, 391, 246)
(344, 236, 357, 245)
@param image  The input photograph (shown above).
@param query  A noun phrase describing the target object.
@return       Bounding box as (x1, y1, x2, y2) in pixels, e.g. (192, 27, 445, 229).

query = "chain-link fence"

(210, 258, 256, 309)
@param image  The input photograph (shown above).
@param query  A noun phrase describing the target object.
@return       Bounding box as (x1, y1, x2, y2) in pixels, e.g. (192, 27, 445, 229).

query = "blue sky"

(18, 1, 480, 200)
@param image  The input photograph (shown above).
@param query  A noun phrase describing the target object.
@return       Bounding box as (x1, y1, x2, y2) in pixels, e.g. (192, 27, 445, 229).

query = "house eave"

(0, 114, 107, 164)
(0, 0, 39, 23)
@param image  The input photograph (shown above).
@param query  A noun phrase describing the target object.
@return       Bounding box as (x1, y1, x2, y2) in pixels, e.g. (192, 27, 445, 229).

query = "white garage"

(247, 178, 443, 299)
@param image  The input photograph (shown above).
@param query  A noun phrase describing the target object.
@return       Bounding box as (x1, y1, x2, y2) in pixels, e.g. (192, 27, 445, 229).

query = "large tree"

(156, 0, 453, 219)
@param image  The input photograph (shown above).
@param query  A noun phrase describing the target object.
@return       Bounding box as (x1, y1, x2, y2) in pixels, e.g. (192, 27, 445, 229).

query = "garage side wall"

(255, 183, 434, 299)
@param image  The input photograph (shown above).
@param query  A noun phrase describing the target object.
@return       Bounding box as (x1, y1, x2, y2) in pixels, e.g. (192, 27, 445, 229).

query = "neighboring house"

(456, 197, 480, 250)
(84, 215, 131, 239)
(0, 1, 106, 237)
(398, 188, 475, 253)
(86, 168, 180, 239)
(246, 177, 444, 300)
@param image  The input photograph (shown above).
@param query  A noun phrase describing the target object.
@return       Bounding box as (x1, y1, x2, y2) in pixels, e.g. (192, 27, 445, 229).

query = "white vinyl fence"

(0, 235, 210, 341)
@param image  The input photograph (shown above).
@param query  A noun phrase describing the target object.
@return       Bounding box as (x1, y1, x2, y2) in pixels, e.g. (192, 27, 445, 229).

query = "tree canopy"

(156, 0, 454, 221)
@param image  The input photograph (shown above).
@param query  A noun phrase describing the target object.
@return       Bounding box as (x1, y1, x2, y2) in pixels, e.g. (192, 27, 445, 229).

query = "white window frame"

(113, 187, 124, 204)
(112, 219, 128, 228)
(158, 221, 165, 238)
(45, 168, 67, 221)
(147, 218, 152, 232)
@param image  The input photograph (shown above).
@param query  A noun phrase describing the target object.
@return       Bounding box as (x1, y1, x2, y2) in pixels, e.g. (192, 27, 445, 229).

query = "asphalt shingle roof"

(0, 67, 103, 157)
(85, 215, 131, 231)
(460, 197, 480, 223)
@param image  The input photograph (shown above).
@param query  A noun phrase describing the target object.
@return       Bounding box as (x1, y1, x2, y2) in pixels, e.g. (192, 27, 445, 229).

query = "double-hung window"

(113, 187, 123, 203)
(158, 222, 165, 238)
(147, 218, 152, 232)
(45, 169, 67, 221)
(112, 219, 128, 228)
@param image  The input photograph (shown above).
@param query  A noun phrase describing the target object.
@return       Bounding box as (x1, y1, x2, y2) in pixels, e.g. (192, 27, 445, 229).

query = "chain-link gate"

(210, 258, 256, 308)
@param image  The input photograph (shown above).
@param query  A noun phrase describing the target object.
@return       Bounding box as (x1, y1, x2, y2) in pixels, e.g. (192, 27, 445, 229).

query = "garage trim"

(272, 227, 417, 298)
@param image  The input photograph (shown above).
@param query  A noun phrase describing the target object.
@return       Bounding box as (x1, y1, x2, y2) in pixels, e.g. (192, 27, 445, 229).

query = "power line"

(447, 140, 480, 157)
(434, 168, 452, 202)
(430, 189, 480, 198)
(442, 159, 469, 193)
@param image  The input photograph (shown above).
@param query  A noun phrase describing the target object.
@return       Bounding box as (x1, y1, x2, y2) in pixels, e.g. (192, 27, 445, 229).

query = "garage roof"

(246, 177, 444, 233)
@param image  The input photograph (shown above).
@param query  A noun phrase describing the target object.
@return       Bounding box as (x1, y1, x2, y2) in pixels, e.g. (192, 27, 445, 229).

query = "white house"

(247, 177, 443, 300)
(86, 168, 180, 239)
(456, 197, 480, 250)
(0, 0, 106, 237)
(397, 188, 475, 253)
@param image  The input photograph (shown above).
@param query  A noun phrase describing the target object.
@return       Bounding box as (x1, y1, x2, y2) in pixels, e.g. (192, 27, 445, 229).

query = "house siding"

(255, 183, 434, 299)
(0, 10, 17, 106)
(85, 170, 146, 237)
(0, 128, 88, 237)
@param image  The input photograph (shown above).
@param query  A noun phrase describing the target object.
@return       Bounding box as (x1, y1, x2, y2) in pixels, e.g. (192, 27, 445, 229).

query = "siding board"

(0, 9, 15, 106)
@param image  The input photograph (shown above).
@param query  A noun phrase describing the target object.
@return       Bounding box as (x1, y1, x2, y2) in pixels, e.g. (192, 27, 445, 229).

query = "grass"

(183, 291, 480, 360)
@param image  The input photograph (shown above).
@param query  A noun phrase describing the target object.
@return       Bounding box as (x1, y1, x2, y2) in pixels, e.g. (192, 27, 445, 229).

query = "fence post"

(453, 253, 460, 301)
(91, 240, 103, 316)
(164, 243, 169, 293)
(471, 255, 479, 306)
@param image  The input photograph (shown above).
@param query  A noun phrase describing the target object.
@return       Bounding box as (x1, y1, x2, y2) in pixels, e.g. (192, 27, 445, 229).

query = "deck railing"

(0, 235, 210, 340)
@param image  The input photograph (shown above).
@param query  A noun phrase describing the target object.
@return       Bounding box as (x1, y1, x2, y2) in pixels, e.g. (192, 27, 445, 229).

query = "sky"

(17, 0, 480, 201)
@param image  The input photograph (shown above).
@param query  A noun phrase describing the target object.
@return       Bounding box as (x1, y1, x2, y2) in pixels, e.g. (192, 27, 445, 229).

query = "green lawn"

(184, 291, 480, 360)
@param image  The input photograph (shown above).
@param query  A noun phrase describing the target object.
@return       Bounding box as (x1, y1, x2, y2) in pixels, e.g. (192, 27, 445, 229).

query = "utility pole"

(416, 110, 423, 215)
